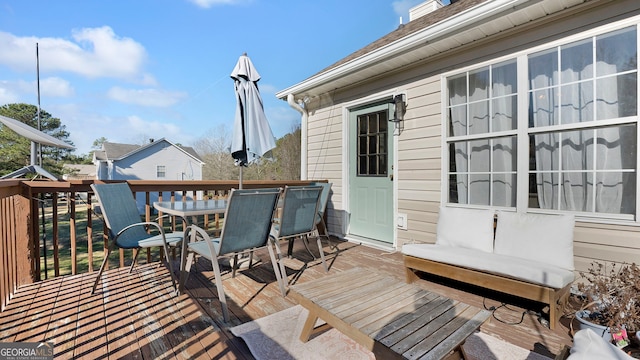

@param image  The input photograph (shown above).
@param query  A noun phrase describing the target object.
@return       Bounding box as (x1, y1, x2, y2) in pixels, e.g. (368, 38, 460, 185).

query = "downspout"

(287, 93, 308, 180)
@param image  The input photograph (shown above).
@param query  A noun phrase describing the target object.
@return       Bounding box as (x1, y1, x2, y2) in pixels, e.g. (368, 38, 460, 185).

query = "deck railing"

(0, 179, 315, 311)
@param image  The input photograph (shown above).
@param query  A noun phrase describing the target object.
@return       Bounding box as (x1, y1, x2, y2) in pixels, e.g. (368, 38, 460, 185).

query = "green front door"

(348, 103, 394, 244)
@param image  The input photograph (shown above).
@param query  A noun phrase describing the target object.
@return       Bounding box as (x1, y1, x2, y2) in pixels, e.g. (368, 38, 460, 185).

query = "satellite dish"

(0, 114, 75, 180)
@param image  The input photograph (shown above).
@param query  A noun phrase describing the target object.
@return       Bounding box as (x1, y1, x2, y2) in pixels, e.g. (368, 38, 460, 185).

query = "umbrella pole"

(239, 166, 243, 189)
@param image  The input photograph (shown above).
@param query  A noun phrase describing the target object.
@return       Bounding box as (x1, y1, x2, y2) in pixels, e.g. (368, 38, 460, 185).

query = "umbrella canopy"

(230, 54, 276, 182)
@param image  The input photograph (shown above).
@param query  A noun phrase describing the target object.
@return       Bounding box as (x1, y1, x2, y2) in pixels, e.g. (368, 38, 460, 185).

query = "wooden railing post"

(17, 194, 35, 285)
(28, 195, 40, 282)
(52, 193, 60, 277)
(87, 193, 93, 273)
(70, 192, 77, 275)
(0, 181, 35, 311)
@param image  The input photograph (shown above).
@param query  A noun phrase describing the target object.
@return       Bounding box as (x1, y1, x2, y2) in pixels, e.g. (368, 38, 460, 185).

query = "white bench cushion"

(402, 243, 574, 289)
(495, 212, 575, 271)
(436, 207, 495, 253)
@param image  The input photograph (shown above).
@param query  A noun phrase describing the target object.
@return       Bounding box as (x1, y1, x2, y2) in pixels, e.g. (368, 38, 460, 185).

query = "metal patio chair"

(271, 185, 328, 278)
(181, 188, 285, 322)
(90, 182, 185, 294)
(309, 182, 335, 250)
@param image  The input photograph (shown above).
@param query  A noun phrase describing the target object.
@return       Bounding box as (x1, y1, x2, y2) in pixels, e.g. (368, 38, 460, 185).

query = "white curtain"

(531, 57, 623, 212)
(449, 66, 516, 206)
(449, 76, 469, 204)
(491, 71, 517, 207)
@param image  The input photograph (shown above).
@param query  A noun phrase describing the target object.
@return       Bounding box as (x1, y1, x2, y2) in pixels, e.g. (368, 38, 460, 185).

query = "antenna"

(0, 43, 74, 180)
(36, 43, 42, 167)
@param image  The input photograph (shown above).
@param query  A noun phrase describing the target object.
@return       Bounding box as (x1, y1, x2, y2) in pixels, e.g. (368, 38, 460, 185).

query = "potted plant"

(574, 261, 640, 347)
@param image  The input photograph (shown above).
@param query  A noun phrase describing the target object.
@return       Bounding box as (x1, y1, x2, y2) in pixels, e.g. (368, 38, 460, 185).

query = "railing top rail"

(1, 179, 327, 197)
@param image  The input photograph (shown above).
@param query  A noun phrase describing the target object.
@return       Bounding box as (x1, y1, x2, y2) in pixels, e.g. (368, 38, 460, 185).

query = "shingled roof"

(98, 142, 139, 160)
(94, 140, 203, 162)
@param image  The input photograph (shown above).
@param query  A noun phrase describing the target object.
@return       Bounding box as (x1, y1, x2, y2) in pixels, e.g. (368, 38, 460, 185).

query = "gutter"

(275, 0, 538, 99)
(286, 93, 308, 180)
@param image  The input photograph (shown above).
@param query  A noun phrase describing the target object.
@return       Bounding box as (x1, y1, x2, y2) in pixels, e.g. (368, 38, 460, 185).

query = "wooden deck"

(0, 239, 574, 359)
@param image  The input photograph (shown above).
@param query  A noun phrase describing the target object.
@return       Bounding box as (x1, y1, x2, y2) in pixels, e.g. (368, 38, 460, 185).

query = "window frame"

(156, 165, 166, 179)
(441, 20, 640, 224)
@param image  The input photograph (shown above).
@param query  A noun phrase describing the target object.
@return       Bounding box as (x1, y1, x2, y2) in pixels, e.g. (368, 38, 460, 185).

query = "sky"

(0, 0, 449, 155)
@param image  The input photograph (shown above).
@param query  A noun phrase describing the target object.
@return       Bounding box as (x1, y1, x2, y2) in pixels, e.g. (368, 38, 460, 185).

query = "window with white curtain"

(447, 59, 518, 207)
(446, 25, 638, 219)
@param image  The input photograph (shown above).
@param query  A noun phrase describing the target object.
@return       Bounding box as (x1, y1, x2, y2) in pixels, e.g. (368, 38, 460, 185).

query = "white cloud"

(0, 27, 151, 82)
(0, 77, 73, 99)
(40, 77, 74, 97)
(127, 115, 182, 134)
(107, 87, 188, 107)
(124, 115, 193, 146)
(0, 85, 19, 104)
(61, 110, 192, 155)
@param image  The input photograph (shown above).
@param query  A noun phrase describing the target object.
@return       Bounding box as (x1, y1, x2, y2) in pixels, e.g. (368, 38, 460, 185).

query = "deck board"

(0, 239, 574, 359)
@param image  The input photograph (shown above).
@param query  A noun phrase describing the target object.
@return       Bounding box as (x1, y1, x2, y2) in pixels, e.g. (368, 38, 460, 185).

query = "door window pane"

(357, 110, 388, 177)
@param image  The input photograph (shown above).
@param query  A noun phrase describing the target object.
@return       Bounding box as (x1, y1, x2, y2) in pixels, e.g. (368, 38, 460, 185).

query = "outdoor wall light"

(390, 94, 406, 123)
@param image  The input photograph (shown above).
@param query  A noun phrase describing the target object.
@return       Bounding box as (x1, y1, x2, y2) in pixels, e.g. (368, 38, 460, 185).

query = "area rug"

(231, 305, 552, 360)
(230, 305, 375, 360)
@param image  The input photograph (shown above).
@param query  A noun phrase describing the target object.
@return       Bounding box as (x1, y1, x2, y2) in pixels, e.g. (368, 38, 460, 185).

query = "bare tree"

(274, 125, 301, 180)
(193, 125, 238, 180)
(194, 124, 301, 181)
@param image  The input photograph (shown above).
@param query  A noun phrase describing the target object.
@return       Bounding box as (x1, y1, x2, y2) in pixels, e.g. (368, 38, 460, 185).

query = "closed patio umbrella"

(230, 53, 276, 189)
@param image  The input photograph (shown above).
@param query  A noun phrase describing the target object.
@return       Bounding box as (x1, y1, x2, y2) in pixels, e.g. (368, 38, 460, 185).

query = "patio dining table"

(153, 199, 228, 292)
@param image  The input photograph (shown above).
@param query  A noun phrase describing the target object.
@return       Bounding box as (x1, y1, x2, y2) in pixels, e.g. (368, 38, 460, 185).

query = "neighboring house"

(276, 0, 640, 271)
(62, 164, 96, 180)
(93, 138, 203, 181)
(93, 138, 205, 209)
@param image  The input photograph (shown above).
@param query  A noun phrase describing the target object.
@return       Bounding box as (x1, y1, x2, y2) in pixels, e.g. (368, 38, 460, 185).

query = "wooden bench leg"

(299, 309, 331, 342)
(548, 303, 557, 330)
(405, 266, 419, 283)
(299, 312, 318, 342)
(549, 286, 571, 330)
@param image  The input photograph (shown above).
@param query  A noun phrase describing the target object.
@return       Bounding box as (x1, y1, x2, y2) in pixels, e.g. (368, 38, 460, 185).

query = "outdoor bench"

(402, 207, 575, 330)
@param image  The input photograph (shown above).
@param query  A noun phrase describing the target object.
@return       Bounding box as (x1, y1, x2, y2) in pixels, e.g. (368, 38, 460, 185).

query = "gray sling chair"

(271, 185, 328, 280)
(90, 183, 186, 294)
(181, 188, 285, 322)
(309, 182, 335, 250)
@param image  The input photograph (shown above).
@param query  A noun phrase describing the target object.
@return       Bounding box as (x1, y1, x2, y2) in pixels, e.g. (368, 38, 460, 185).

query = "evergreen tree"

(0, 103, 74, 177)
